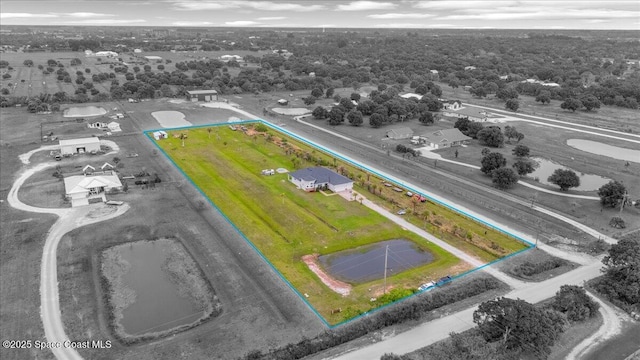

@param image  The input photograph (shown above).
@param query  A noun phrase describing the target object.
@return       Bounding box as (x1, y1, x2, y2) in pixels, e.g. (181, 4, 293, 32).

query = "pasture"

(151, 122, 529, 324)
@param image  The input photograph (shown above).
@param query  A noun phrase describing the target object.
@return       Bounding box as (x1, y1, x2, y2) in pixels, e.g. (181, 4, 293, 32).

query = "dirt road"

(8, 151, 129, 360)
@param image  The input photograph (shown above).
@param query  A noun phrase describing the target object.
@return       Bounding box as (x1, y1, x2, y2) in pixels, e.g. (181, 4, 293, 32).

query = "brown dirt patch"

(302, 254, 352, 296)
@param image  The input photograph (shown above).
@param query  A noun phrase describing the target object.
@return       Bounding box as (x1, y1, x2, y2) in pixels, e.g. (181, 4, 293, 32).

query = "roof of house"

(64, 174, 122, 195)
(289, 167, 353, 186)
(59, 137, 100, 147)
(400, 93, 423, 100)
(420, 128, 471, 144)
(186, 89, 218, 95)
(386, 127, 414, 137)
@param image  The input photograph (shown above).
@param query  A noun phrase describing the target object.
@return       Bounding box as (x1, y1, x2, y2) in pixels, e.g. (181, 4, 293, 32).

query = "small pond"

(271, 107, 311, 116)
(529, 157, 610, 191)
(63, 106, 107, 117)
(567, 139, 640, 164)
(151, 111, 192, 128)
(118, 241, 204, 335)
(319, 239, 434, 283)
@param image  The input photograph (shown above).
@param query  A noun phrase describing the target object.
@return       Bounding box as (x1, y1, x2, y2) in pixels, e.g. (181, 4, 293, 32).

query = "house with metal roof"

(288, 167, 353, 193)
(386, 127, 414, 140)
(419, 128, 471, 149)
(442, 106, 489, 122)
(186, 89, 218, 102)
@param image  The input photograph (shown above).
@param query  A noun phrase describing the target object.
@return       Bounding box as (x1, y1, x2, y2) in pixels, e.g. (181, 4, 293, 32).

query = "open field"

(439, 84, 640, 134)
(0, 50, 268, 100)
(240, 88, 638, 245)
(152, 122, 529, 324)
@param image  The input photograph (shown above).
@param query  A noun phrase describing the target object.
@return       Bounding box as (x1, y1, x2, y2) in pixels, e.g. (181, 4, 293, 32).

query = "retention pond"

(63, 106, 106, 117)
(319, 239, 434, 284)
(111, 240, 207, 336)
(567, 139, 640, 164)
(529, 157, 610, 192)
(151, 111, 192, 128)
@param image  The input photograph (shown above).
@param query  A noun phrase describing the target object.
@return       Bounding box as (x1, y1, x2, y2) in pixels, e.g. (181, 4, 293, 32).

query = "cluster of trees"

(3, 29, 639, 113)
(242, 277, 502, 360)
(311, 84, 443, 128)
(592, 237, 640, 314)
(480, 143, 534, 190)
(384, 286, 599, 360)
(455, 119, 526, 149)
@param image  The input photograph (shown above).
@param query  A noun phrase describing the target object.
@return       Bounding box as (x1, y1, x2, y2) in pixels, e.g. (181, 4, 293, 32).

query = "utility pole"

(383, 245, 389, 295)
(620, 191, 629, 214)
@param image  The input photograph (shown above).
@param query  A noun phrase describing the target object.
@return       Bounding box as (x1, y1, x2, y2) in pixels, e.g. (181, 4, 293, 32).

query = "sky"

(1, 0, 639, 30)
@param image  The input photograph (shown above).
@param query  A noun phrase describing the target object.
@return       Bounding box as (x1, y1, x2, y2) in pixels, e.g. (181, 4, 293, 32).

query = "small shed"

(186, 90, 218, 102)
(386, 127, 414, 140)
(153, 131, 168, 140)
(59, 137, 101, 155)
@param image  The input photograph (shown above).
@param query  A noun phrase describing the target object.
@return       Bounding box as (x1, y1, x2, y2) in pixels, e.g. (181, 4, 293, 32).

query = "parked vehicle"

(418, 281, 436, 291)
(397, 209, 407, 215)
(436, 275, 453, 285)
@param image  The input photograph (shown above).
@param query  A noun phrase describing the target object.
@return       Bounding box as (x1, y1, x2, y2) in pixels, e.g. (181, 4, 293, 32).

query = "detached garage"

(59, 137, 101, 155)
(186, 90, 218, 102)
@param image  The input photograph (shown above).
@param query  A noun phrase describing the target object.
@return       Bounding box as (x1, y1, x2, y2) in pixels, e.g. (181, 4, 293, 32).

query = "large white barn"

(59, 137, 101, 155)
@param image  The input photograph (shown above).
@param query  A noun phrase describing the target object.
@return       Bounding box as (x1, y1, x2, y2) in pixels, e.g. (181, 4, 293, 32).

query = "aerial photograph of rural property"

(1, 1, 639, 360)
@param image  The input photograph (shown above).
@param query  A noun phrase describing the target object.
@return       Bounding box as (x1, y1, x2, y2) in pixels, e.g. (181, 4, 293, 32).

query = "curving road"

(463, 103, 640, 145)
(7, 150, 129, 360)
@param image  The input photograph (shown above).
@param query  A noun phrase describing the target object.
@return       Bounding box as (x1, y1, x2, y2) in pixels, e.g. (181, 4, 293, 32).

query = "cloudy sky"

(1, 0, 639, 30)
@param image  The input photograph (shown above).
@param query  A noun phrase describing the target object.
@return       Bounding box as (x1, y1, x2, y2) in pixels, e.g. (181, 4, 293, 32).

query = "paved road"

(464, 103, 640, 144)
(356, 193, 526, 290)
(331, 260, 607, 359)
(415, 148, 601, 201)
(7, 151, 129, 360)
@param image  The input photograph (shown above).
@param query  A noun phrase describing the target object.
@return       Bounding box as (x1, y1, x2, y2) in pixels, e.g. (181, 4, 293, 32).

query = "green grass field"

(152, 123, 526, 324)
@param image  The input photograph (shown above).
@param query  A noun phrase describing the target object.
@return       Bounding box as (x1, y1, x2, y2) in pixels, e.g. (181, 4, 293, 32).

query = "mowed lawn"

(153, 124, 464, 324)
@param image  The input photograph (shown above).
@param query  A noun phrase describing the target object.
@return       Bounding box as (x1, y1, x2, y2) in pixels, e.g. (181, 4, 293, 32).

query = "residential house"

(442, 100, 462, 110)
(288, 167, 353, 193)
(59, 137, 101, 155)
(386, 127, 414, 140)
(63, 172, 123, 207)
(442, 107, 489, 122)
(419, 129, 471, 149)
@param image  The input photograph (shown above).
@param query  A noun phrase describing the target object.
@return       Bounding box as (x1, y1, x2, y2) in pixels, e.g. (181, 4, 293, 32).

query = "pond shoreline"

(100, 238, 221, 344)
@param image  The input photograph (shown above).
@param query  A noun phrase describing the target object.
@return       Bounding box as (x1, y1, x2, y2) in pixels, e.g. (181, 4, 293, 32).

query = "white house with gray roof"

(288, 167, 353, 193)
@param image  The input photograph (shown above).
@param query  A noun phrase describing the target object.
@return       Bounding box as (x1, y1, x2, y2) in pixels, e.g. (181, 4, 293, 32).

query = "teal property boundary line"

(145, 120, 534, 329)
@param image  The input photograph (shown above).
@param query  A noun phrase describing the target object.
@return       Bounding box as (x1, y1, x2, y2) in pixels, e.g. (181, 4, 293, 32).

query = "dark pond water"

(529, 157, 610, 191)
(567, 139, 640, 164)
(319, 239, 434, 283)
(119, 241, 204, 336)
